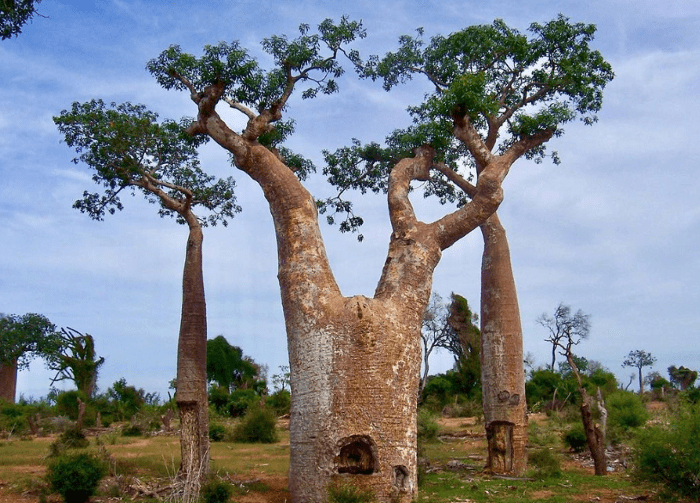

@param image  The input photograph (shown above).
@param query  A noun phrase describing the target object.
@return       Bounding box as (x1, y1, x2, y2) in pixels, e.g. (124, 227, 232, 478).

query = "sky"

(1, 0, 699, 401)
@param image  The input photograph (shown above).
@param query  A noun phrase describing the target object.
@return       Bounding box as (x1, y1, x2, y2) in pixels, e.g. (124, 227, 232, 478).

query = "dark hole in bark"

(393, 465, 409, 490)
(335, 435, 376, 475)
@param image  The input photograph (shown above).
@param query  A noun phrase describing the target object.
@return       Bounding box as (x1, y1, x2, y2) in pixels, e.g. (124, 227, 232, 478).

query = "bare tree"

(537, 303, 591, 371)
(538, 304, 607, 475)
(419, 293, 451, 394)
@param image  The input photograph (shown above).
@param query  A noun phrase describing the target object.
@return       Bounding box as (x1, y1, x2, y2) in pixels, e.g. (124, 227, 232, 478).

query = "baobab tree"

(54, 101, 240, 500)
(323, 15, 613, 475)
(0, 313, 56, 403)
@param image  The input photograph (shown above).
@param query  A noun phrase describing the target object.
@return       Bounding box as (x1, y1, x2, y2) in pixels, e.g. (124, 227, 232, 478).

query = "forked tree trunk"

(479, 213, 527, 475)
(0, 359, 18, 403)
(175, 223, 210, 496)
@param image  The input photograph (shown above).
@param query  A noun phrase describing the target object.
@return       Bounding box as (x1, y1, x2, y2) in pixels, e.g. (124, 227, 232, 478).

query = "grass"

(0, 411, 672, 503)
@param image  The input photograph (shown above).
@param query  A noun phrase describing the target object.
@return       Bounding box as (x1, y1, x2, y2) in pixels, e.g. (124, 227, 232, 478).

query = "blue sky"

(2, 0, 699, 400)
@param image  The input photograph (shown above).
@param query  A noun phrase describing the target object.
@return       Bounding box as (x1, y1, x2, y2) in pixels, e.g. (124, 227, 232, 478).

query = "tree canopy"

(206, 335, 264, 393)
(319, 15, 614, 236)
(54, 99, 240, 226)
(0, 0, 42, 40)
(0, 313, 56, 369)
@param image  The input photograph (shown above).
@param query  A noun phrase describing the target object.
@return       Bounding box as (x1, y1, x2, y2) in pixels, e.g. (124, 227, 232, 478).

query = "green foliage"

(53, 100, 240, 227)
(46, 451, 107, 503)
(632, 403, 700, 501)
(327, 483, 375, 503)
(206, 335, 265, 392)
(265, 389, 291, 416)
(562, 422, 587, 453)
(417, 408, 439, 442)
(208, 423, 227, 442)
(55, 390, 89, 422)
(44, 328, 104, 398)
(528, 448, 562, 479)
(606, 391, 648, 430)
(0, 0, 42, 40)
(668, 365, 698, 390)
(0, 313, 57, 369)
(200, 479, 233, 503)
(232, 405, 278, 443)
(227, 388, 259, 417)
(104, 378, 145, 421)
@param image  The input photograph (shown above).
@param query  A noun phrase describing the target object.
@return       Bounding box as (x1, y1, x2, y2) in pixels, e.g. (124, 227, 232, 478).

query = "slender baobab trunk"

(176, 221, 210, 496)
(0, 359, 18, 403)
(479, 213, 527, 475)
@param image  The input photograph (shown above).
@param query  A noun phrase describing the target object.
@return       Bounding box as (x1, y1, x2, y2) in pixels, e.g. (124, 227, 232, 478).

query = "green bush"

(607, 391, 649, 430)
(227, 389, 259, 417)
(562, 422, 587, 453)
(121, 424, 143, 437)
(58, 426, 90, 449)
(47, 452, 107, 503)
(528, 448, 562, 479)
(266, 389, 291, 416)
(55, 391, 90, 422)
(417, 408, 439, 442)
(200, 479, 233, 503)
(233, 405, 278, 443)
(208, 423, 227, 442)
(632, 403, 700, 501)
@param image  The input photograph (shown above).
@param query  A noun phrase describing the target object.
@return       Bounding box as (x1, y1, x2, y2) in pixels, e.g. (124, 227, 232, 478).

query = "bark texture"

(176, 224, 210, 492)
(479, 213, 527, 475)
(0, 359, 17, 403)
(188, 87, 510, 501)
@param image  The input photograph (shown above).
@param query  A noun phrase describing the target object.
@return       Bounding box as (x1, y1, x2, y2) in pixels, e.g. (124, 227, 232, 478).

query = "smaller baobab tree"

(537, 303, 607, 476)
(54, 100, 240, 500)
(621, 350, 656, 394)
(44, 327, 105, 399)
(0, 313, 56, 403)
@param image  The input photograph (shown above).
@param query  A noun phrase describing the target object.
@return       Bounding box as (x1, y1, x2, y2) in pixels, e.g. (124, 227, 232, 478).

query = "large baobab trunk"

(175, 223, 210, 497)
(479, 213, 527, 475)
(0, 359, 18, 403)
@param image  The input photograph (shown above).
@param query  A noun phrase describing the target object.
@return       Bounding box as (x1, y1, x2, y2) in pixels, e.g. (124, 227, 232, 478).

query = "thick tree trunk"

(0, 359, 18, 403)
(175, 223, 209, 497)
(479, 213, 527, 475)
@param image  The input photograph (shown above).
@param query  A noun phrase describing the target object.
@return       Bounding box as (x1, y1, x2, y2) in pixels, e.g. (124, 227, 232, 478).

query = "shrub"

(227, 389, 259, 417)
(121, 424, 143, 437)
(200, 479, 233, 503)
(562, 422, 587, 453)
(328, 483, 375, 503)
(233, 405, 278, 443)
(528, 448, 562, 479)
(55, 391, 90, 422)
(47, 452, 107, 503)
(606, 391, 649, 430)
(632, 403, 700, 501)
(209, 423, 227, 442)
(59, 426, 90, 449)
(266, 389, 291, 416)
(417, 408, 439, 442)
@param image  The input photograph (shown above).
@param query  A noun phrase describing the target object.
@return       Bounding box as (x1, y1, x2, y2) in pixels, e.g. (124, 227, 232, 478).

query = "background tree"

(537, 303, 591, 371)
(0, 0, 42, 40)
(206, 335, 263, 392)
(668, 365, 698, 391)
(54, 100, 240, 499)
(622, 350, 656, 394)
(538, 303, 607, 475)
(0, 313, 56, 403)
(44, 327, 105, 399)
(322, 15, 612, 475)
(419, 293, 452, 394)
(271, 365, 291, 393)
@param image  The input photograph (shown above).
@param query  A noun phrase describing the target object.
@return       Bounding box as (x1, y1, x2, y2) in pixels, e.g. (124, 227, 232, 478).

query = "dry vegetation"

(0, 404, 685, 503)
